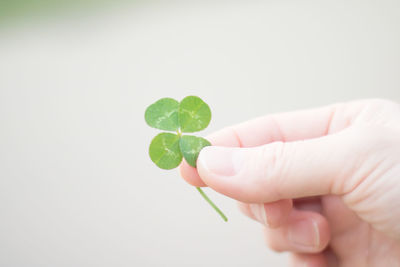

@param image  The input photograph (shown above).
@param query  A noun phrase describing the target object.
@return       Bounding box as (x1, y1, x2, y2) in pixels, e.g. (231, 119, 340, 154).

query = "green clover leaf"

(149, 133, 182, 170)
(179, 135, 211, 167)
(179, 96, 211, 133)
(145, 98, 179, 131)
(145, 96, 227, 222)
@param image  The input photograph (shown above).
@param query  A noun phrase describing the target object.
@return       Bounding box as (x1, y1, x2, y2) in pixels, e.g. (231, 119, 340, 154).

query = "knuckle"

(257, 142, 293, 199)
(260, 141, 285, 178)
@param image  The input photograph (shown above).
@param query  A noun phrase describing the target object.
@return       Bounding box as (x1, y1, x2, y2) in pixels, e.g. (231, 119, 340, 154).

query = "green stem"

(196, 187, 228, 222)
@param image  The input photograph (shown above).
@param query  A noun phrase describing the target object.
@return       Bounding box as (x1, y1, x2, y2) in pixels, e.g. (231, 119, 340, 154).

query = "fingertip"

(287, 211, 331, 253)
(196, 146, 246, 200)
(178, 160, 207, 187)
(312, 214, 331, 251)
(263, 210, 330, 254)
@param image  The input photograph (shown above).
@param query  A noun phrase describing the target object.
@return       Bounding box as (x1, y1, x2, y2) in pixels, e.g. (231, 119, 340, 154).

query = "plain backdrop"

(0, 1, 399, 266)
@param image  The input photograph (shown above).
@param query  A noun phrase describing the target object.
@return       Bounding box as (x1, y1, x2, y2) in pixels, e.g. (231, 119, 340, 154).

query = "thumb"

(196, 127, 379, 203)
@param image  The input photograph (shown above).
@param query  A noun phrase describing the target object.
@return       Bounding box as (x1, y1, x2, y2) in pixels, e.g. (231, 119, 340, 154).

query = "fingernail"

(249, 204, 268, 226)
(198, 147, 245, 176)
(288, 219, 319, 248)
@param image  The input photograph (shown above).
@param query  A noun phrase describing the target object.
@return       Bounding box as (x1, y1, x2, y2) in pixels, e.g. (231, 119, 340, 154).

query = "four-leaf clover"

(145, 96, 227, 221)
(145, 96, 212, 169)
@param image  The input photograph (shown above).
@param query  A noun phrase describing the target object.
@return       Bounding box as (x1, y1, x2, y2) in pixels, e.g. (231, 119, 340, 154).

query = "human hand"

(179, 99, 400, 267)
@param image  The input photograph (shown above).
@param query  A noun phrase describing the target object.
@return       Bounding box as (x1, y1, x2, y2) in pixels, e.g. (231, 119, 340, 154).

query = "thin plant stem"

(196, 187, 228, 222)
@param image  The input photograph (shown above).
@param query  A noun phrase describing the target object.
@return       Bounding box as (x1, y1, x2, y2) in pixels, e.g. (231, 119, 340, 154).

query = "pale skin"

(179, 99, 400, 267)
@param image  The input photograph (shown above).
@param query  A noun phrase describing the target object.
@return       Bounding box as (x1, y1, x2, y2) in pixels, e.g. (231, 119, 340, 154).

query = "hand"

(179, 99, 400, 267)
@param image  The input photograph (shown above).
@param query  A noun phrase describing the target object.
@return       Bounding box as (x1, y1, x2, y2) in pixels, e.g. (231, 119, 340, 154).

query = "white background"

(0, 1, 399, 266)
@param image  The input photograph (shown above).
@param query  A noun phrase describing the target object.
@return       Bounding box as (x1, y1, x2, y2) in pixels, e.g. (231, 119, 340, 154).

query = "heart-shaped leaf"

(145, 98, 179, 131)
(179, 96, 211, 133)
(149, 133, 182, 169)
(179, 135, 211, 167)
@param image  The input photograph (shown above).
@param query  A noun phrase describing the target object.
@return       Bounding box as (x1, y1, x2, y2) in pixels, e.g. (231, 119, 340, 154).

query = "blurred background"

(0, 1, 399, 266)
